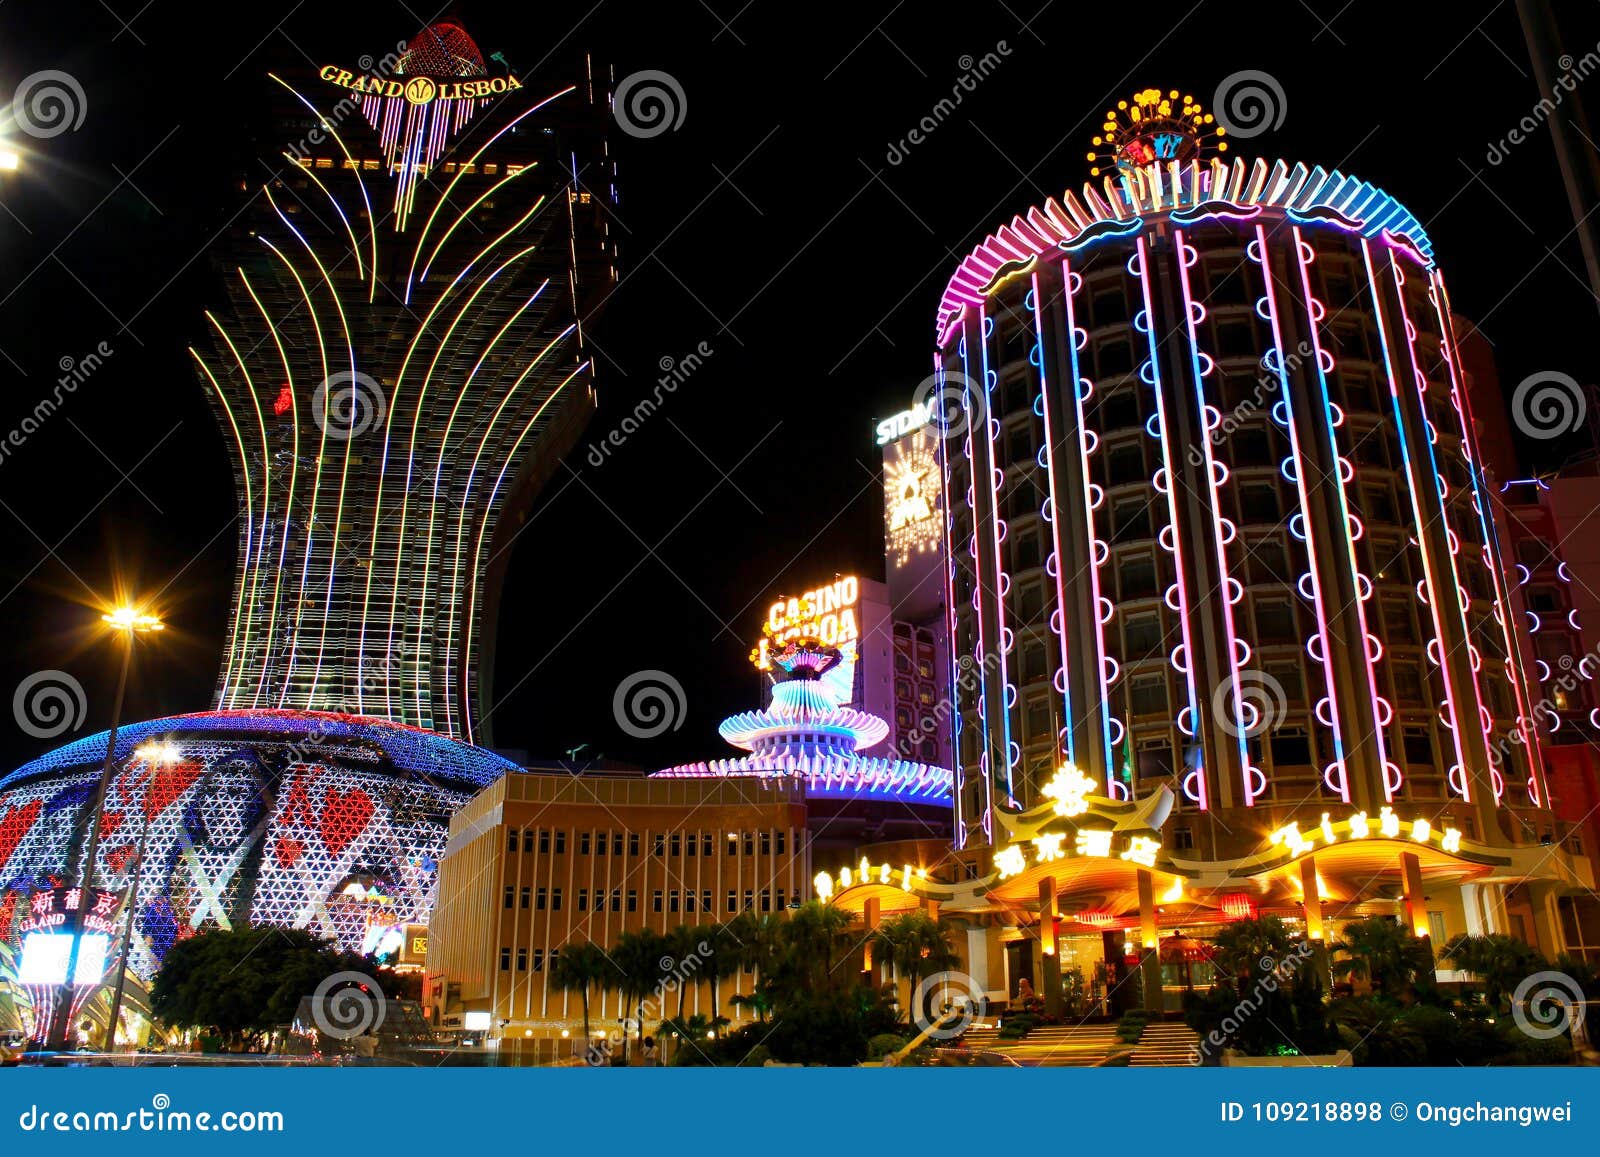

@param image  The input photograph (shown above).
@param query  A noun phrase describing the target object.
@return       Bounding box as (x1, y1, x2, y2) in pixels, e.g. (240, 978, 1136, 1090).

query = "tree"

(550, 941, 611, 1043)
(873, 911, 958, 1024)
(1439, 934, 1548, 1010)
(148, 926, 377, 1051)
(662, 925, 703, 1021)
(1331, 917, 1434, 1001)
(1209, 916, 1294, 986)
(609, 928, 666, 1063)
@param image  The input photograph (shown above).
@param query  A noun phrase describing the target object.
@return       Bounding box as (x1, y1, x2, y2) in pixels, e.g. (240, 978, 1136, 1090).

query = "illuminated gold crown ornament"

(1086, 87, 1224, 177)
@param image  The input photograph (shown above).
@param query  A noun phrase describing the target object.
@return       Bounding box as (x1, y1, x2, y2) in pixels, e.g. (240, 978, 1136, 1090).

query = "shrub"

(867, 1033, 909, 1059)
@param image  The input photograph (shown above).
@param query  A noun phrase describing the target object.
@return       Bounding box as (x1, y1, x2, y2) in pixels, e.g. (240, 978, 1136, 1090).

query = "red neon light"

(273, 384, 293, 416)
(1219, 893, 1257, 921)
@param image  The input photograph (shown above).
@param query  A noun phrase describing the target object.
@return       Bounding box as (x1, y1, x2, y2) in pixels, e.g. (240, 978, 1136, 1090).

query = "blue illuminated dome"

(0, 711, 518, 979)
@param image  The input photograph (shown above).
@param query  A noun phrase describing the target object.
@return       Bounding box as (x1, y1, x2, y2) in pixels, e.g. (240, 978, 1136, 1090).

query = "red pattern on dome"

(399, 21, 485, 78)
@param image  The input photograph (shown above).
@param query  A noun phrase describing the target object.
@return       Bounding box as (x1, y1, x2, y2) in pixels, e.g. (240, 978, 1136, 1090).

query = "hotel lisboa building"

(824, 88, 1595, 1015)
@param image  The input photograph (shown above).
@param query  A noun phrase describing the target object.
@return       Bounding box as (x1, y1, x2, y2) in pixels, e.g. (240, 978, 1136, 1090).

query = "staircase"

(1129, 1020, 1201, 1066)
(973, 1022, 1130, 1067)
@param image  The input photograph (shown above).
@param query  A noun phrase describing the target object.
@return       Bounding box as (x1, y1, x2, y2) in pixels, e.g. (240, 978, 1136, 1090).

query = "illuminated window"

(314, 157, 333, 169)
(483, 163, 498, 174)
(362, 159, 378, 170)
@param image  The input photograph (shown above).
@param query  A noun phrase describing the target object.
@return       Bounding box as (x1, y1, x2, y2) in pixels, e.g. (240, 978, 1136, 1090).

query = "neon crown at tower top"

(1087, 87, 1225, 177)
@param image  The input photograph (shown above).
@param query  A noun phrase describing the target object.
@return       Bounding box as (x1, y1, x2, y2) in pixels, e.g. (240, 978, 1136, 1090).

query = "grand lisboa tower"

(0, 21, 617, 1025)
(852, 85, 1592, 986)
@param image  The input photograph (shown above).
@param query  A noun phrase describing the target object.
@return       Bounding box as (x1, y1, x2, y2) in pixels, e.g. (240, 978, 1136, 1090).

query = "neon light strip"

(1028, 271, 1076, 771)
(267, 74, 377, 303)
(1174, 228, 1257, 805)
(267, 186, 358, 711)
(936, 352, 969, 848)
(204, 309, 272, 716)
(419, 165, 536, 284)
(1434, 273, 1546, 805)
(1056, 263, 1116, 784)
(1291, 225, 1394, 801)
(1252, 224, 1349, 801)
(390, 245, 544, 727)
(404, 88, 575, 304)
(415, 281, 551, 738)
(1132, 235, 1202, 803)
(280, 151, 364, 281)
(190, 349, 254, 711)
(257, 237, 329, 711)
(1361, 239, 1467, 804)
(976, 305, 1016, 805)
(955, 338, 995, 843)
(1385, 261, 1488, 804)
(235, 269, 300, 710)
(461, 357, 587, 743)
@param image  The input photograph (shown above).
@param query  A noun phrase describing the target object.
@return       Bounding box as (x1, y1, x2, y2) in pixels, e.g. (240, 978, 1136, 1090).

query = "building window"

(500, 948, 511, 971)
(612, 833, 624, 856)
(687, 833, 697, 857)
(743, 890, 753, 910)
(760, 889, 771, 912)
(516, 947, 528, 972)
(532, 948, 545, 973)
(1172, 827, 1195, 851)
(776, 831, 786, 855)
(552, 888, 563, 912)
(520, 886, 531, 910)
(578, 888, 589, 912)
(670, 832, 681, 857)
(579, 832, 591, 856)
(627, 889, 638, 913)
(685, 891, 697, 913)
(703, 890, 713, 912)
(774, 889, 785, 909)
(727, 890, 738, 912)
(652, 890, 663, 913)
(507, 831, 519, 853)
(760, 832, 771, 855)
(628, 832, 640, 856)
(536, 887, 548, 911)
(538, 830, 550, 854)
(554, 830, 566, 855)
(743, 833, 754, 856)
(669, 890, 680, 913)
(653, 834, 665, 857)
(523, 831, 534, 854)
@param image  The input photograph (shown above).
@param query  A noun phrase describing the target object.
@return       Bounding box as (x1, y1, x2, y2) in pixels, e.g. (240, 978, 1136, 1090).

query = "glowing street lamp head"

(102, 605, 164, 634)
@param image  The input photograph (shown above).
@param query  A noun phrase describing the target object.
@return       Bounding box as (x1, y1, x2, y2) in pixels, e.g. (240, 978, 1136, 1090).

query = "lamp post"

(42, 605, 163, 1055)
(103, 739, 178, 1051)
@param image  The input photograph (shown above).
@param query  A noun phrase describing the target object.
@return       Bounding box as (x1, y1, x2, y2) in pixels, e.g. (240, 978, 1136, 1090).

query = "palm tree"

(1331, 917, 1433, 1000)
(550, 942, 609, 1045)
(610, 929, 666, 1063)
(725, 910, 781, 1022)
(662, 925, 701, 1021)
(780, 901, 856, 991)
(1439, 933, 1548, 1009)
(874, 911, 958, 1022)
(1209, 916, 1295, 986)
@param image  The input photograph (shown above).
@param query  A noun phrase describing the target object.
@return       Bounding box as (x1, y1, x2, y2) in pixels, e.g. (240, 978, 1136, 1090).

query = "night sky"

(1, 1, 1598, 774)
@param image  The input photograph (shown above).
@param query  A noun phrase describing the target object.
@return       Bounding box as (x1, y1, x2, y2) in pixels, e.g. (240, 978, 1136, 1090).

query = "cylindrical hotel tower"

(937, 89, 1555, 872)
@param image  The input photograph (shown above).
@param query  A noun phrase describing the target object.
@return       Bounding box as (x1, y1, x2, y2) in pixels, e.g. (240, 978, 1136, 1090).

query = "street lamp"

(102, 739, 178, 1051)
(42, 603, 164, 1055)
